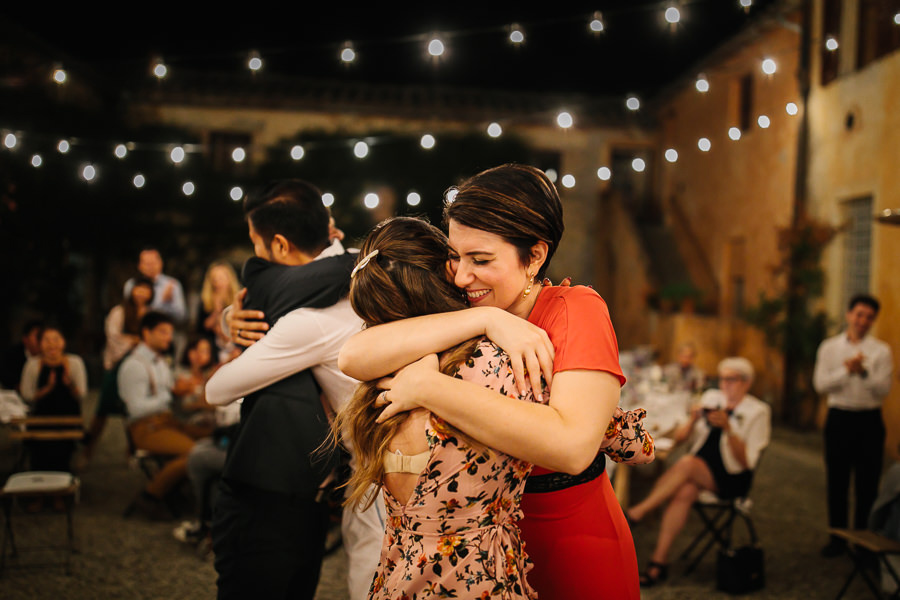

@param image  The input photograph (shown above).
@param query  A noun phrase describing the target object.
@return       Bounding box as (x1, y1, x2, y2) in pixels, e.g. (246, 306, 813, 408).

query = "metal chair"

(830, 528, 900, 600)
(680, 489, 758, 575)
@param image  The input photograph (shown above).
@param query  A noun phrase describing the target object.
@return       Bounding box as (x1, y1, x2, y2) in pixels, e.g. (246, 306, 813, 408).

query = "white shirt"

(118, 343, 174, 422)
(205, 298, 362, 414)
(813, 332, 893, 411)
(689, 389, 771, 474)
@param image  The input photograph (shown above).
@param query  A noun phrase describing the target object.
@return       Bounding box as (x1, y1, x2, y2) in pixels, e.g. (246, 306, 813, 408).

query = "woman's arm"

(338, 306, 555, 397)
(377, 356, 618, 474)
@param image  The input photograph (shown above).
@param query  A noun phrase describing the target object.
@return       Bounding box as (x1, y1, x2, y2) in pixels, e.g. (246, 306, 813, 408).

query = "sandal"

(639, 561, 668, 587)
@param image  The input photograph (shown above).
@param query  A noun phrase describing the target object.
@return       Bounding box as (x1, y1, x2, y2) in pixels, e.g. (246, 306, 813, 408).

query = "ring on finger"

(379, 390, 390, 405)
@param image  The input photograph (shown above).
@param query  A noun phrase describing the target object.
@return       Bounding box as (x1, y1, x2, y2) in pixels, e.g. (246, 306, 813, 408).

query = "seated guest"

(196, 261, 241, 364)
(19, 326, 87, 472)
(118, 311, 210, 520)
(172, 336, 218, 428)
(663, 342, 705, 393)
(0, 319, 43, 391)
(626, 357, 770, 587)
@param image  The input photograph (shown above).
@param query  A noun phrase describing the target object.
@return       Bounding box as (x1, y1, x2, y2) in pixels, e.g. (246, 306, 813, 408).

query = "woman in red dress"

(339, 164, 641, 599)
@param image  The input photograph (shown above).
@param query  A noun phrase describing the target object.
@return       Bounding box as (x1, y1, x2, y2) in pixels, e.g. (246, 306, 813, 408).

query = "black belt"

(524, 452, 606, 494)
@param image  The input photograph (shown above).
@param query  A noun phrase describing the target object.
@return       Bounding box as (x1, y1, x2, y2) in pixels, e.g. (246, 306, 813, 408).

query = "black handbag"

(716, 545, 765, 594)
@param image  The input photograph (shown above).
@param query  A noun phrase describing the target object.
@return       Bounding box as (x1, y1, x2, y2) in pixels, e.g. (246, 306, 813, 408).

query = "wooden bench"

(830, 528, 900, 599)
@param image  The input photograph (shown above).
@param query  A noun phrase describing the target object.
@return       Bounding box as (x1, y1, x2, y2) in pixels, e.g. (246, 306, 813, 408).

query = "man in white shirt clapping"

(814, 294, 894, 557)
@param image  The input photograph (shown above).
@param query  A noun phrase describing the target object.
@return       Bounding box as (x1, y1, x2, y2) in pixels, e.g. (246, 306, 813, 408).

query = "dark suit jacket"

(222, 251, 356, 497)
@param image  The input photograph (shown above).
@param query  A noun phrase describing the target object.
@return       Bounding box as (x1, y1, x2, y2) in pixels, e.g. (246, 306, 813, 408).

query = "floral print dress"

(369, 339, 542, 600)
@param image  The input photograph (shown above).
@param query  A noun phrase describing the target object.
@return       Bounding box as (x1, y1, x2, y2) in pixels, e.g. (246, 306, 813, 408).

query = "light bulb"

(509, 25, 524, 44)
(665, 149, 678, 163)
(53, 69, 67, 84)
(81, 164, 97, 181)
(665, 7, 681, 24)
(354, 141, 369, 158)
(557, 111, 574, 129)
(153, 62, 168, 79)
(407, 192, 421, 206)
(57, 140, 70, 153)
(758, 115, 771, 128)
(31, 154, 42, 167)
(632, 158, 646, 172)
(420, 134, 436, 149)
(322, 193, 335, 207)
(133, 174, 146, 188)
(626, 96, 640, 111)
(364, 193, 379, 209)
(487, 122, 502, 138)
(545, 168, 558, 183)
(761, 58, 777, 75)
(561, 174, 576, 189)
(230, 186, 243, 201)
(115, 144, 128, 159)
(695, 75, 709, 93)
(825, 36, 839, 51)
(3, 133, 17, 149)
(698, 138, 711, 152)
(232, 147, 246, 163)
(589, 12, 604, 33)
(428, 38, 444, 57)
(729, 127, 742, 140)
(182, 181, 195, 196)
(786, 102, 799, 116)
(248, 52, 263, 71)
(597, 167, 611, 181)
(291, 145, 305, 160)
(170, 146, 185, 164)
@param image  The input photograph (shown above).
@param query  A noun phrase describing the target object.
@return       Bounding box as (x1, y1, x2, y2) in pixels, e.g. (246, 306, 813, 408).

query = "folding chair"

(830, 528, 900, 600)
(121, 422, 182, 518)
(680, 490, 758, 575)
(1, 415, 84, 576)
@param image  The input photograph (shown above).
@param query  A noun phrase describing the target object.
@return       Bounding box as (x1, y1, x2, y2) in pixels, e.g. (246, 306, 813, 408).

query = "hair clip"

(351, 249, 379, 278)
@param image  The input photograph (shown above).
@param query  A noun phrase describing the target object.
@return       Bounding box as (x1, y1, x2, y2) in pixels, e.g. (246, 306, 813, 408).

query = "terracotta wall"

(807, 0, 900, 458)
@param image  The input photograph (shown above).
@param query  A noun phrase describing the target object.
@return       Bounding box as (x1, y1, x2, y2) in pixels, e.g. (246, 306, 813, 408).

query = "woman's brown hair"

(444, 163, 564, 280)
(333, 216, 481, 510)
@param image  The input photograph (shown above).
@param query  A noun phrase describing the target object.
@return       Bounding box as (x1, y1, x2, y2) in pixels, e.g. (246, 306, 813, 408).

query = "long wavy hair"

(200, 261, 240, 314)
(333, 217, 481, 510)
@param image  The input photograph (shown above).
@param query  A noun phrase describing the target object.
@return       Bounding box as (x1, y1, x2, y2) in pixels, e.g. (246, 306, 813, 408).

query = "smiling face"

(448, 220, 542, 319)
(40, 328, 66, 364)
(846, 302, 877, 341)
(138, 250, 163, 280)
(718, 368, 751, 405)
(188, 339, 213, 369)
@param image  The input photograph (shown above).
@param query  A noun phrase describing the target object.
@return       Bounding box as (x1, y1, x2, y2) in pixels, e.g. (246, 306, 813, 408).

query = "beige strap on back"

(384, 450, 430, 474)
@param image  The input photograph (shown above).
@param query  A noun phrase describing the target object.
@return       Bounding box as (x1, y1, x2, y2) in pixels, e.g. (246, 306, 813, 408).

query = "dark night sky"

(4, 0, 778, 96)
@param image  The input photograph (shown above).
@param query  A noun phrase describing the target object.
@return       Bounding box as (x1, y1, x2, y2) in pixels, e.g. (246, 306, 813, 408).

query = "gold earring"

(523, 271, 534, 298)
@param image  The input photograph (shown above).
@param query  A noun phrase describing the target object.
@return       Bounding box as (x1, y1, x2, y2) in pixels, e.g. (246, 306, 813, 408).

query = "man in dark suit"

(206, 180, 360, 600)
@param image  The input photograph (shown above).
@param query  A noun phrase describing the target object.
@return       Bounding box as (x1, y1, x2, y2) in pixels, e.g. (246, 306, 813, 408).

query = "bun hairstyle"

(333, 217, 482, 510)
(444, 163, 564, 280)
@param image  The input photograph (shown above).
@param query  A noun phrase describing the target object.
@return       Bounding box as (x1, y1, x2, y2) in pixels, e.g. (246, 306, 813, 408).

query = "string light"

(248, 52, 263, 72)
(133, 174, 146, 188)
(894, 12, 900, 25)
(487, 122, 502, 138)
(597, 167, 611, 181)
(740, 0, 752, 9)
(364, 192, 379, 208)
(31, 154, 42, 167)
(428, 37, 445, 57)
(695, 74, 710, 93)
(57, 140, 70, 153)
(509, 24, 525, 44)
(786, 102, 799, 115)
(665, 6, 681, 25)
(153, 59, 168, 79)
(420, 134, 436, 149)
(182, 181, 195, 196)
(758, 115, 771, 128)
(544, 168, 558, 183)
(761, 58, 777, 75)
(81, 164, 97, 182)
(665, 149, 679, 163)
(561, 174, 576, 188)
(626, 95, 640, 111)
(556, 111, 573, 128)
(114, 144, 128, 159)
(290, 145, 305, 160)
(728, 127, 742, 140)
(341, 42, 356, 63)
(53, 68, 67, 84)
(3, 133, 17, 149)
(825, 36, 839, 51)
(230, 186, 243, 201)
(589, 11, 605, 33)
(407, 191, 421, 206)
(632, 158, 646, 172)
(322, 193, 335, 207)
(353, 141, 369, 158)
(170, 146, 186, 164)
(232, 147, 246, 162)
(698, 137, 711, 151)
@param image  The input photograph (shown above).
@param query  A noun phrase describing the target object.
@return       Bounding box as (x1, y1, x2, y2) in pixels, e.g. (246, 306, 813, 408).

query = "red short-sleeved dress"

(520, 285, 640, 600)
